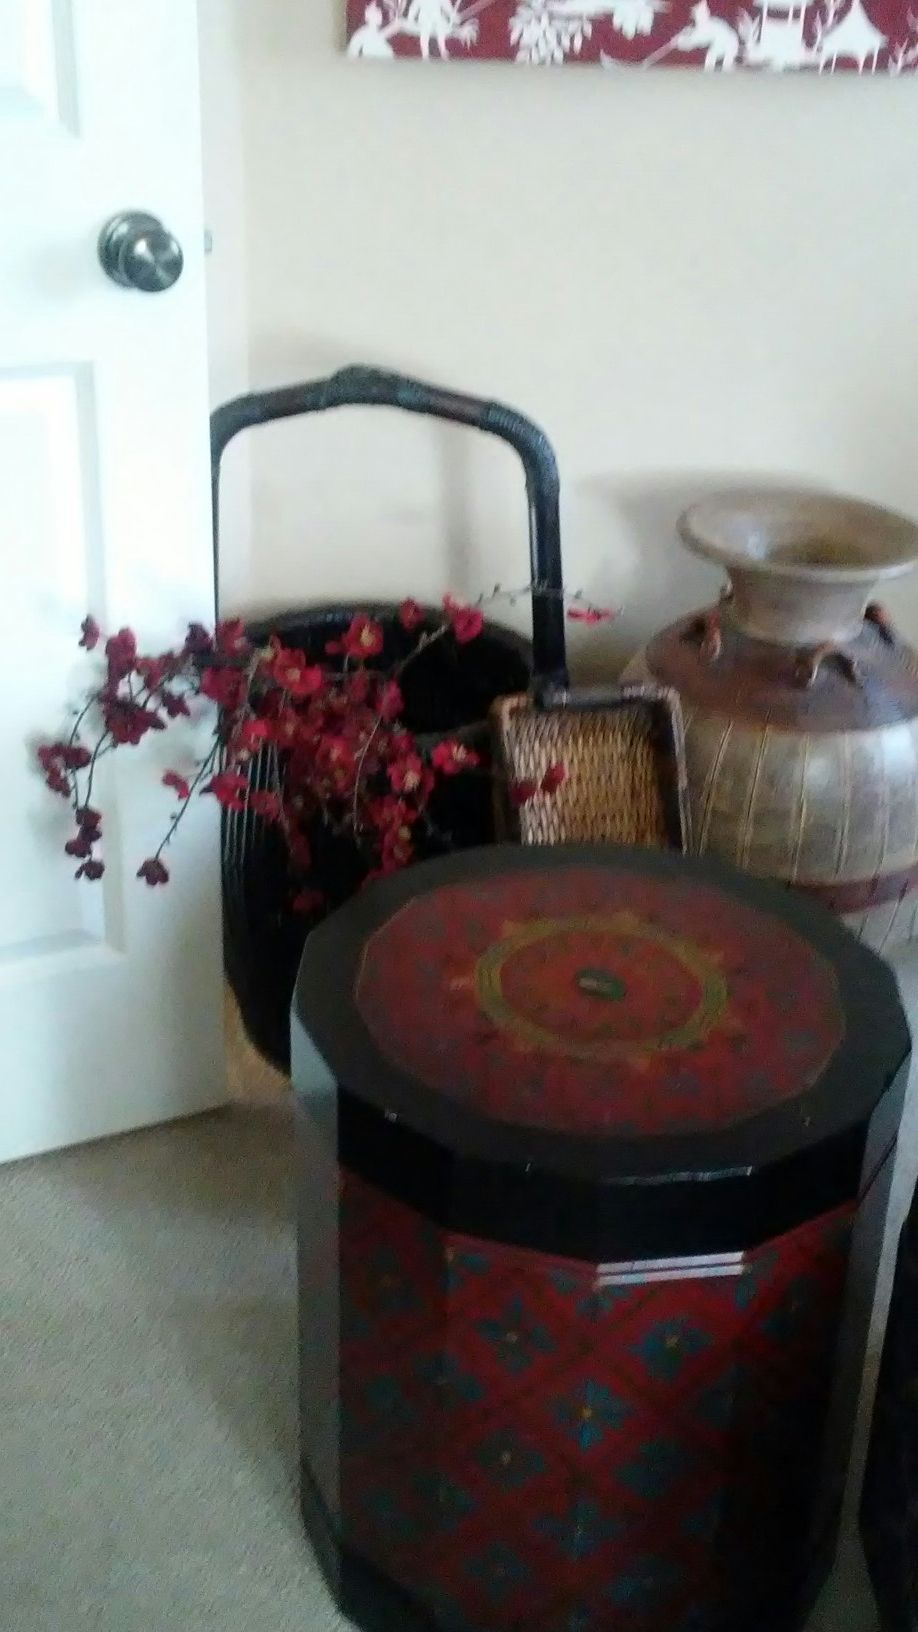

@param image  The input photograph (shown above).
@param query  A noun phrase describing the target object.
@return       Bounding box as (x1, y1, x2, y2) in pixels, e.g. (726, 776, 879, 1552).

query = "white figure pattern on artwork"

(510, 0, 666, 60)
(814, 0, 887, 65)
(351, 0, 918, 72)
(347, 0, 485, 57)
(644, 0, 898, 69)
(349, 2, 397, 54)
(643, 0, 739, 62)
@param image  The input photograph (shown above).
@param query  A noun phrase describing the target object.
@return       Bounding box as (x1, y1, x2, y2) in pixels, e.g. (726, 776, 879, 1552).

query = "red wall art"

(345, 0, 918, 71)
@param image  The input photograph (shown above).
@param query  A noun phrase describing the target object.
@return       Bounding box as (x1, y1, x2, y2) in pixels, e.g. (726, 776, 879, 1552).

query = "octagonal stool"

(292, 843, 909, 1632)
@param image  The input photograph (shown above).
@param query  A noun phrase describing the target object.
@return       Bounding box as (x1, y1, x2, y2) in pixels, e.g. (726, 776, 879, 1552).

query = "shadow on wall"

(218, 339, 842, 672)
(221, 336, 500, 622)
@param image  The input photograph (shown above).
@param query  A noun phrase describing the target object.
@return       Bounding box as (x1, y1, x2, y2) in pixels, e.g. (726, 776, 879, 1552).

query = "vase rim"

(678, 488, 918, 585)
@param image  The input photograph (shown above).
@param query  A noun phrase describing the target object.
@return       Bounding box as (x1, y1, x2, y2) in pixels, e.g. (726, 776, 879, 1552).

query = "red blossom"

(199, 665, 246, 711)
(345, 668, 372, 705)
(398, 598, 425, 633)
(184, 623, 214, 656)
(215, 618, 250, 658)
(76, 806, 102, 838)
(388, 754, 426, 795)
(104, 701, 164, 745)
(248, 790, 282, 821)
(430, 739, 480, 776)
(105, 627, 138, 679)
(319, 736, 356, 779)
(541, 763, 566, 795)
(203, 771, 249, 811)
(161, 689, 190, 719)
(39, 741, 89, 785)
(510, 779, 539, 807)
(265, 649, 325, 699)
(444, 595, 484, 645)
(366, 795, 412, 834)
(137, 857, 169, 887)
(377, 680, 404, 722)
(162, 771, 191, 801)
(340, 614, 384, 662)
(136, 655, 168, 689)
(380, 823, 414, 869)
(567, 605, 613, 625)
(61, 745, 91, 771)
(273, 710, 304, 749)
(233, 717, 272, 754)
(48, 577, 611, 907)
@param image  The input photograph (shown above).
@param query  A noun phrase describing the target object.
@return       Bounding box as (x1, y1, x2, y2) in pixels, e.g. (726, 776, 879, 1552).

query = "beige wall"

(202, 0, 918, 664)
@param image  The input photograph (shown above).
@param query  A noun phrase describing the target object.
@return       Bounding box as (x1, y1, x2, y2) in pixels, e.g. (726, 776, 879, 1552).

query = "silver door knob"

(98, 212, 184, 293)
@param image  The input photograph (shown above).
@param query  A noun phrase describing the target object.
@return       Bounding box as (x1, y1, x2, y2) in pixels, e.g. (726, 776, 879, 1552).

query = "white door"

(0, 1, 226, 1162)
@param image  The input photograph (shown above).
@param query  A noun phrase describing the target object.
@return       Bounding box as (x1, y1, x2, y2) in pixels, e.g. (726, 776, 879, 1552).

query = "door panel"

(0, 1, 225, 1161)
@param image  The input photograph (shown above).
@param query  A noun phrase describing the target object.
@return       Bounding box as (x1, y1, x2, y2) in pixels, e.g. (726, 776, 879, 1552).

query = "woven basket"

(491, 683, 691, 852)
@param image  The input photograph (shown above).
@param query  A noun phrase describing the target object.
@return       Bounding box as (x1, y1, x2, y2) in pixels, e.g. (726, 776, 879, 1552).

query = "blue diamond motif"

(763, 1276, 813, 1343)
(695, 1365, 745, 1431)
(412, 1472, 475, 1531)
(477, 1295, 552, 1375)
(579, 1285, 633, 1319)
(366, 1246, 421, 1314)
(363, 1374, 417, 1427)
(535, 1495, 622, 1561)
(464, 1543, 528, 1603)
(553, 1379, 630, 1450)
(733, 1252, 776, 1308)
(561, 1613, 594, 1632)
(414, 1351, 483, 1409)
(475, 1428, 545, 1490)
(607, 1553, 678, 1609)
(631, 1317, 710, 1381)
(620, 1438, 691, 1499)
(445, 1246, 490, 1291)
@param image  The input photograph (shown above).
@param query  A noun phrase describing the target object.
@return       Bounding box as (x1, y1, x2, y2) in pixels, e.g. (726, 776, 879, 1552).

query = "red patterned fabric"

(345, 0, 917, 74)
(355, 864, 843, 1135)
(302, 1170, 853, 1632)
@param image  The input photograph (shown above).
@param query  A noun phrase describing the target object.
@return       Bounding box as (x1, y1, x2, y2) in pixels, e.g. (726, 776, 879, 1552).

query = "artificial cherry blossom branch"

(37, 585, 615, 903)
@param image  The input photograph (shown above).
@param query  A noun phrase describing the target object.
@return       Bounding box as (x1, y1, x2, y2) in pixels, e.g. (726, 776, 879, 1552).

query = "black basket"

(211, 366, 568, 1071)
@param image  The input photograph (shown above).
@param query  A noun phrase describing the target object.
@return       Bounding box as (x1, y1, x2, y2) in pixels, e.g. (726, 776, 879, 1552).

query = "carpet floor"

(0, 1106, 879, 1631)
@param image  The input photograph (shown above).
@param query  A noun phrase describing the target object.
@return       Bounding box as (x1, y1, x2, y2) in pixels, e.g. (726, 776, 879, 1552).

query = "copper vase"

(627, 489, 918, 951)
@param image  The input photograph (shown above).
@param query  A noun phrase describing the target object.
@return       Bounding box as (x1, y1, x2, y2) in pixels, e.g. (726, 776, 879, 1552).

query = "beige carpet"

(0, 1106, 343, 1632)
(0, 1105, 879, 1632)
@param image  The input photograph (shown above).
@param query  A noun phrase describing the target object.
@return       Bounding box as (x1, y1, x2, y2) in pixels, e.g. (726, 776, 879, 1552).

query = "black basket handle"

(211, 364, 568, 687)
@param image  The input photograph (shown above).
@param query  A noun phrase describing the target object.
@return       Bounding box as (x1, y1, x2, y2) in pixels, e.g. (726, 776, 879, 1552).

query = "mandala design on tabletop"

(345, 0, 918, 73)
(355, 865, 844, 1136)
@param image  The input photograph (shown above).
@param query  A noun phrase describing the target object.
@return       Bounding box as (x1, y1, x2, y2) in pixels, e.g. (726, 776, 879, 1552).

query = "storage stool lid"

(293, 845, 909, 1261)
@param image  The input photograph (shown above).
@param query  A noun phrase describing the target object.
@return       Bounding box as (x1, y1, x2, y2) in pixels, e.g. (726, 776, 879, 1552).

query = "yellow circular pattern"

(473, 911, 729, 1064)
